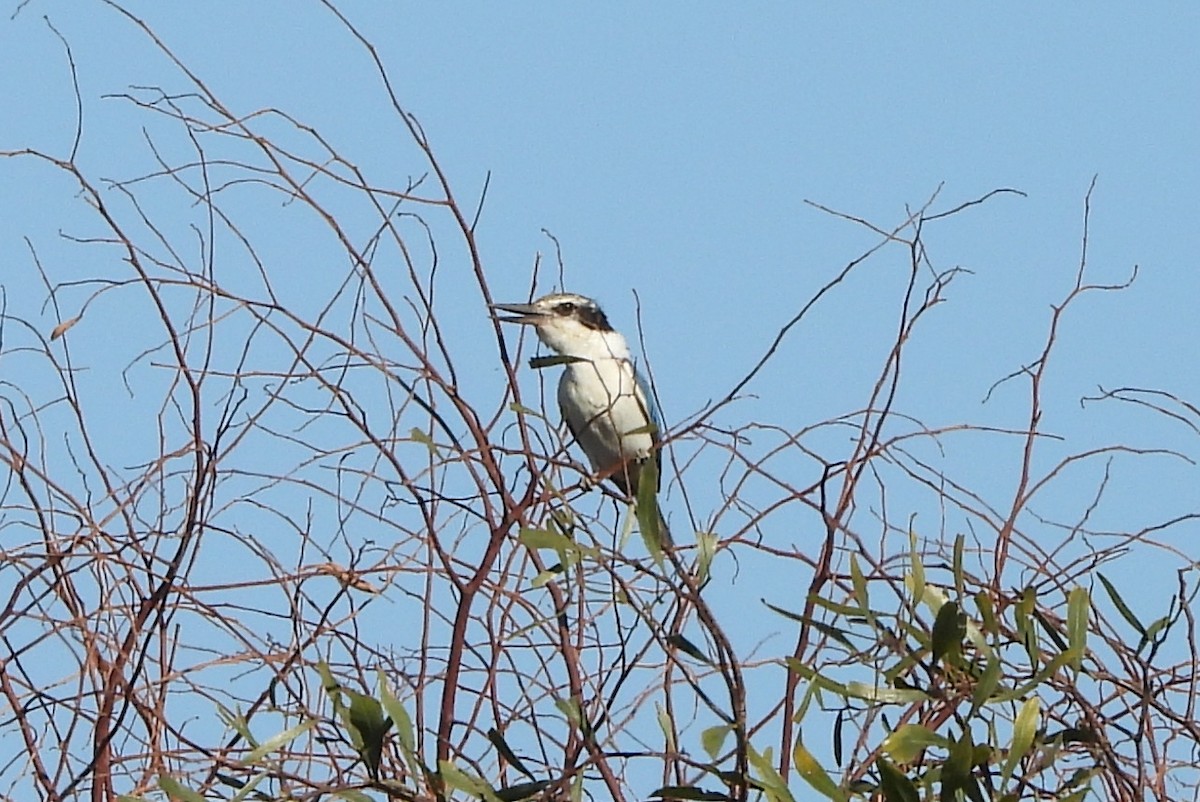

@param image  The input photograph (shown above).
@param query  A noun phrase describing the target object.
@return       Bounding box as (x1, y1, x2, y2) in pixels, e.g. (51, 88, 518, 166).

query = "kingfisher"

(492, 292, 662, 501)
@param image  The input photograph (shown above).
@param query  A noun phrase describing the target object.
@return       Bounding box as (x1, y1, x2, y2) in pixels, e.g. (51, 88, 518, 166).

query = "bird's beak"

(490, 302, 546, 326)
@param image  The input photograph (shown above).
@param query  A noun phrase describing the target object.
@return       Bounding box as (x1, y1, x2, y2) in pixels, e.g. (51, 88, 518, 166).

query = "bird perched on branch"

(492, 292, 662, 500)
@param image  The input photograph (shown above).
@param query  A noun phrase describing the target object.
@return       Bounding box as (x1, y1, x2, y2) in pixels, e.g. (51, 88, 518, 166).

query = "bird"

(491, 292, 662, 500)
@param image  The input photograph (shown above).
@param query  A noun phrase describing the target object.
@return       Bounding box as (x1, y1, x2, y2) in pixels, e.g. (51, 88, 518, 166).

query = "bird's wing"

(630, 360, 663, 490)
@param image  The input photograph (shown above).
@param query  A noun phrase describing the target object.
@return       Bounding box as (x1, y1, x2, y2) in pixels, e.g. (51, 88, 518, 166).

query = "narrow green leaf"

(440, 760, 503, 802)
(765, 602, 855, 648)
(881, 724, 949, 763)
(531, 567, 564, 587)
(157, 776, 205, 802)
(833, 709, 844, 768)
(409, 427, 439, 455)
(785, 658, 852, 697)
(636, 458, 665, 562)
(488, 728, 536, 781)
(668, 633, 713, 664)
(969, 655, 1001, 714)
(555, 697, 585, 734)
(378, 672, 417, 753)
(346, 689, 390, 779)
(700, 725, 731, 760)
(508, 401, 540, 416)
(952, 533, 965, 597)
(1140, 614, 1172, 655)
(1002, 697, 1040, 786)
(227, 771, 269, 802)
(908, 526, 925, 604)
(807, 593, 872, 618)
(518, 527, 577, 552)
(216, 703, 258, 747)
(695, 531, 718, 584)
(793, 740, 847, 802)
(496, 780, 552, 801)
(974, 591, 997, 636)
(942, 728, 975, 795)
(994, 651, 1075, 701)
(331, 789, 374, 802)
(656, 703, 677, 752)
(843, 682, 929, 704)
(747, 744, 796, 802)
(931, 600, 966, 667)
(877, 758, 920, 802)
(1097, 573, 1145, 635)
(316, 661, 343, 709)
(1066, 587, 1088, 670)
(849, 555, 872, 626)
(244, 718, 317, 764)
(649, 785, 734, 801)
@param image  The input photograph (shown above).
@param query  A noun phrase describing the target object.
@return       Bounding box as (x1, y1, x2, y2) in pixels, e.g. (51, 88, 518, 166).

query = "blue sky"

(2, 2, 1197, 797)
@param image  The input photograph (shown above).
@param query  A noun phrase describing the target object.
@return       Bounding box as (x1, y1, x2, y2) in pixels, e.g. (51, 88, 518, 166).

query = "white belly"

(558, 358, 654, 486)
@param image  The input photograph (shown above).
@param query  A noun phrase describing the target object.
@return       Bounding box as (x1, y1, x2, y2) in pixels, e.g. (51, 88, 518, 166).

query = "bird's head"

(492, 292, 626, 359)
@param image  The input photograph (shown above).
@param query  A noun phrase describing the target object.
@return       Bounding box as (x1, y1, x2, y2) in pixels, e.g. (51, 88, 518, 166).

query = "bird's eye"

(558, 303, 575, 314)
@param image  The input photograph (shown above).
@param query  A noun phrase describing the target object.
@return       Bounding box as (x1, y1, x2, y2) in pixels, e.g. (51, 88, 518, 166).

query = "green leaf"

(942, 728, 975, 799)
(518, 527, 577, 553)
(244, 718, 317, 764)
(1002, 697, 1040, 786)
(507, 401, 540, 417)
(1066, 587, 1088, 670)
(650, 786, 734, 801)
(695, 530, 718, 584)
(157, 776, 205, 802)
(496, 781, 552, 801)
(842, 682, 928, 704)
(378, 672, 417, 753)
(931, 600, 966, 667)
(1097, 573, 1145, 635)
(969, 655, 1002, 714)
(701, 725, 732, 760)
(216, 702, 258, 747)
(636, 457, 665, 561)
(974, 591, 997, 636)
(531, 566, 564, 587)
(849, 555, 872, 625)
(881, 724, 949, 763)
(316, 661, 343, 709)
(409, 427, 439, 455)
(668, 633, 712, 664)
(488, 727, 536, 781)
(908, 526, 925, 604)
(440, 759, 503, 802)
(952, 533, 965, 597)
(877, 758, 920, 802)
(764, 602, 855, 649)
(994, 650, 1075, 701)
(656, 703, 677, 752)
(1139, 613, 1172, 655)
(555, 697, 590, 737)
(793, 740, 847, 802)
(346, 689, 391, 779)
(332, 790, 374, 802)
(626, 421, 659, 437)
(747, 744, 796, 802)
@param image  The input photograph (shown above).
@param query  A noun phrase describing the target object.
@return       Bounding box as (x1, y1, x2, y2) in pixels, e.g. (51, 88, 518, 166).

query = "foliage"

(1, 5, 1197, 802)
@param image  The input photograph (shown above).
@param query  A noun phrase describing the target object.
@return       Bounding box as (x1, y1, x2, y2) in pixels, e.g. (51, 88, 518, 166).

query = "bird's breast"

(558, 359, 654, 465)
